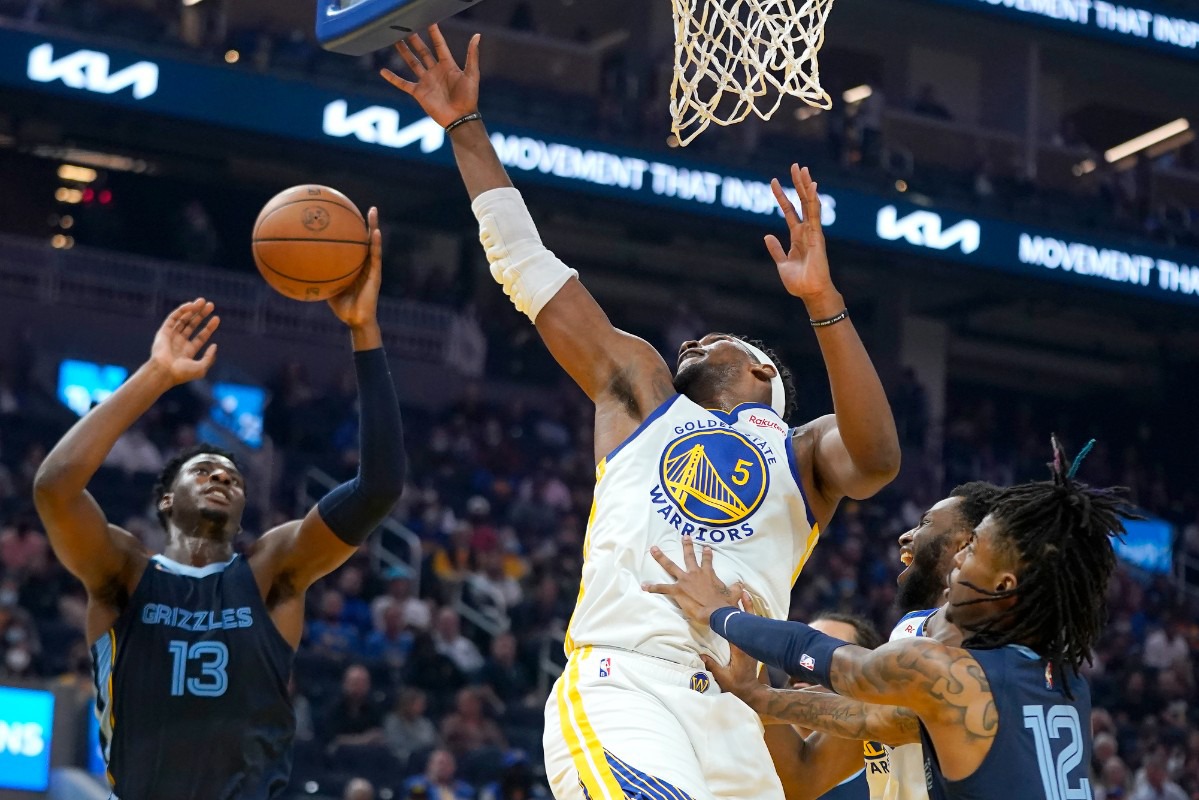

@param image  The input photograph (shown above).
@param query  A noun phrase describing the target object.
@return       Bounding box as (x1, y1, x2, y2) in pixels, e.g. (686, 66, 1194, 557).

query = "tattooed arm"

(751, 686, 921, 746)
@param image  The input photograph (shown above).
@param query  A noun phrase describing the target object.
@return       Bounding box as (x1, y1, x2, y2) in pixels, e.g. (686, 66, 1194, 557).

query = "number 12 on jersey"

(1023, 704, 1092, 800)
(168, 640, 229, 697)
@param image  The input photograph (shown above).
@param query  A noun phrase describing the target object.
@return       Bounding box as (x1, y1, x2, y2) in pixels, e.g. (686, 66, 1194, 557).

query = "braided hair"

(956, 436, 1136, 691)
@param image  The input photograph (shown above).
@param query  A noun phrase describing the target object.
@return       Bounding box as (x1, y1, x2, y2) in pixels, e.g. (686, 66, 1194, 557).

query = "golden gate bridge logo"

(659, 429, 768, 526)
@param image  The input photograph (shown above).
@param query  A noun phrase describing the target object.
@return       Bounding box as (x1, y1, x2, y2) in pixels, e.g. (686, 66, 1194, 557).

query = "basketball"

(251, 185, 368, 302)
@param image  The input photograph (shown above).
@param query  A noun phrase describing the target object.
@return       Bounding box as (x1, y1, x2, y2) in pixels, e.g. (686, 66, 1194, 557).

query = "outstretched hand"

(643, 535, 744, 626)
(380, 25, 481, 128)
(327, 206, 382, 331)
(765, 165, 839, 310)
(149, 298, 220, 385)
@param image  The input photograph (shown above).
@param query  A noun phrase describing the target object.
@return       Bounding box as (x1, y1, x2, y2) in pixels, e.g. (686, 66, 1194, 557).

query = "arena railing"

(301, 467, 423, 596)
(0, 233, 480, 368)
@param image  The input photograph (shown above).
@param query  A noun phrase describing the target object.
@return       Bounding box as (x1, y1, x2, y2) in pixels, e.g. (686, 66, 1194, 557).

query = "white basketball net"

(670, 0, 836, 146)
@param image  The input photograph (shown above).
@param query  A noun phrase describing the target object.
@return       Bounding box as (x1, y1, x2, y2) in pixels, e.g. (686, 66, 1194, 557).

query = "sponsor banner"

(0, 685, 55, 792)
(1, 26, 1197, 304)
(924, 0, 1199, 60)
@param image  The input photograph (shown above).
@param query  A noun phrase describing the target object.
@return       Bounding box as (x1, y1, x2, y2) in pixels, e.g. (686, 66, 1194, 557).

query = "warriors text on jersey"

(92, 554, 294, 800)
(565, 395, 819, 666)
(921, 646, 1093, 800)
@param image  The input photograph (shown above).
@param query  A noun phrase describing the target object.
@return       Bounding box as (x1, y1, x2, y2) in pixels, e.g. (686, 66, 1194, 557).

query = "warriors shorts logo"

(690, 673, 710, 693)
(659, 428, 769, 526)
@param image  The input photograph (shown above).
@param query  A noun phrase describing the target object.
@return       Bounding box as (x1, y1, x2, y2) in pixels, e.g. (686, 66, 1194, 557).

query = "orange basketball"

(251, 185, 368, 302)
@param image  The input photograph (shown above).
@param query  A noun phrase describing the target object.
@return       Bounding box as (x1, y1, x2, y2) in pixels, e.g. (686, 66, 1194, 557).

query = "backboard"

(316, 0, 484, 56)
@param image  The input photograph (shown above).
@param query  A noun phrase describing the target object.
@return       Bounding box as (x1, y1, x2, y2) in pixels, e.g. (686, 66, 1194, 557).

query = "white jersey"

(564, 395, 819, 668)
(866, 609, 937, 800)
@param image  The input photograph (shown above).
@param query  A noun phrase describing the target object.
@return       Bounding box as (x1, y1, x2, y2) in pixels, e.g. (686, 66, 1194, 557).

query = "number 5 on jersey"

(168, 641, 229, 697)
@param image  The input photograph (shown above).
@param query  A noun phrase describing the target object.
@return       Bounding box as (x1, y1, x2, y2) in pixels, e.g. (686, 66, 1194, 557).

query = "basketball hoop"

(670, 0, 836, 146)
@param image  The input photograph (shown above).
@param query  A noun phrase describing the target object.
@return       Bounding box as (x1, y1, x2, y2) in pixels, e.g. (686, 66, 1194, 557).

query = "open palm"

(764, 165, 835, 302)
(381, 25, 480, 128)
(150, 298, 220, 385)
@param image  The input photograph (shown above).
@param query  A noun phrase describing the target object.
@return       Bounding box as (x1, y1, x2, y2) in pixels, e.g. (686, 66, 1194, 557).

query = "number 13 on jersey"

(168, 640, 229, 697)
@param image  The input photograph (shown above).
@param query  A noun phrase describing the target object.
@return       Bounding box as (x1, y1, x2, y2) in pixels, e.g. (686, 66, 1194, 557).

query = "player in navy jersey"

(758, 482, 1000, 800)
(648, 437, 1131, 800)
(33, 209, 406, 800)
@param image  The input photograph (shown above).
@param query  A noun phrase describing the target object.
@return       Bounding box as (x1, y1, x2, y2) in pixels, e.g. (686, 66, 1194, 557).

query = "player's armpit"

(33, 486, 142, 594)
(828, 638, 997, 745)
(535, 279, 676, 418)
(751, 686, 921, 747)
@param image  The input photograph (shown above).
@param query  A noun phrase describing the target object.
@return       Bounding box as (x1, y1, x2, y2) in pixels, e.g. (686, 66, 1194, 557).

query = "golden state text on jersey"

(652, 419, 776, 541)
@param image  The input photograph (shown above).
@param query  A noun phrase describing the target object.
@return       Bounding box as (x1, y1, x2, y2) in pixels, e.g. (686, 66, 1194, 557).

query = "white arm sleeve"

(471, 187, 578, 323)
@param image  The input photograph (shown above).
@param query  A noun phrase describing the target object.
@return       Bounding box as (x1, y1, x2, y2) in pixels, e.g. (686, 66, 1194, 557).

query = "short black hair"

(732, 334, 797, 422)
(153, 443, 241, 528)
(949, 481, 1003, 532)
(957, 437, 1136, 692)
(813, 611, 884, 650)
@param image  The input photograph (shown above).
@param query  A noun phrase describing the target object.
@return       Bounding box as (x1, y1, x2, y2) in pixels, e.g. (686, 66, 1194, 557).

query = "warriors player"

(382, 27, 900, 800)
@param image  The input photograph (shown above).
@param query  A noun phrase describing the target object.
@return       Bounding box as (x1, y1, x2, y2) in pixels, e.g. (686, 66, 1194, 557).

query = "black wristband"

(445, 112, 482, 135)
(810, 309, 849, 328)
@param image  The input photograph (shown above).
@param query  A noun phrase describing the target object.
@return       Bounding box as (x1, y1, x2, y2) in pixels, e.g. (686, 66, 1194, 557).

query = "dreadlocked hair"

(153, 443, 241, 528)
(732, 335, 797, 422)
(957, 436, 1138, 694)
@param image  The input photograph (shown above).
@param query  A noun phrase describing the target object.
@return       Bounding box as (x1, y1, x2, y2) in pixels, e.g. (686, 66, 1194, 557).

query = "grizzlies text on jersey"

(92, 554, 294, 800)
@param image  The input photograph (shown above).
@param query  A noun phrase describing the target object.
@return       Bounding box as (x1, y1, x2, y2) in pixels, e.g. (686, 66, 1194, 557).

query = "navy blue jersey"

(818, 766, 868, 800)
(921, 645, 1093, 800)
(91, 554, 295, 800)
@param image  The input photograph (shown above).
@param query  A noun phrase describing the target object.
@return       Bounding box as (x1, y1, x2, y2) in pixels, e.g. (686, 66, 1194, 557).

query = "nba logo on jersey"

(689, 672, 710, 693)
(799, 654, 815, 671)
(1044, 662, 1054, 690)
(598, 657, 612, 678)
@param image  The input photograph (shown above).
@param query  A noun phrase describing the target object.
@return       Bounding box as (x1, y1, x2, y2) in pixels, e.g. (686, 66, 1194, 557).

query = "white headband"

(737, 340, 786, 419)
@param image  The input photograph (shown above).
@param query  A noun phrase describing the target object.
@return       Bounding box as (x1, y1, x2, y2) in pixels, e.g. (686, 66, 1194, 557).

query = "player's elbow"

(32, 460, 71, 502)
(843, 453, 901, 500)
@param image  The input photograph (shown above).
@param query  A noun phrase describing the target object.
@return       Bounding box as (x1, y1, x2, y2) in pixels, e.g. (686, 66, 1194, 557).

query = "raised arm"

(382, 28, 674, 452)
(766, 167, 899, 516)
(34, 300, 220, 594)
(251, 210, 405, 646)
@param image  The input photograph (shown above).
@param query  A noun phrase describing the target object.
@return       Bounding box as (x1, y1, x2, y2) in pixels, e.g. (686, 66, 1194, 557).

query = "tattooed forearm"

(752, 687, 921, 745)
(826, 639, 998, 744)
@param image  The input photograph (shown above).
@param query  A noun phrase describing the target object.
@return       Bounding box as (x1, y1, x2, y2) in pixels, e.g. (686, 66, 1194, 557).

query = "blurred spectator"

(338, 565, 374, 634)
(307, 589, 362, 661)
(912, 84, 952, 120)
(480, 752, 542, 800)
(365, 599, 414, 668)
(104, 422, 165, 474)
(1100, 758, 1132, 800)
(321, 664, 387, 753)
(439, 687, 507, 758)
(290, 676, 315, 743)
(386, 687, 439, 765)
(433, 607, 486, 676)
(1132, 751, 1187, 800)
(371, 564, 431, 632)
(405, 631, 467, 703)
(480, 632, 532, 708)
(343, 778, 375, 800)
(403, 749, 475, 800)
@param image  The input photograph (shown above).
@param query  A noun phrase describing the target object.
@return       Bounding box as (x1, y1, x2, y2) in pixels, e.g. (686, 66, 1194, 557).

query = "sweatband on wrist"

(316, 347, 406, 546)
(709, 607, 850, 692)
(471, 187, 578, 323)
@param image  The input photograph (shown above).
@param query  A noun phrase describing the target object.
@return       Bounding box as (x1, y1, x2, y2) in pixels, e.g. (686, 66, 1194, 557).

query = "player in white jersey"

(381, 27, 901, 800)
(710, 483, 1000, 800)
